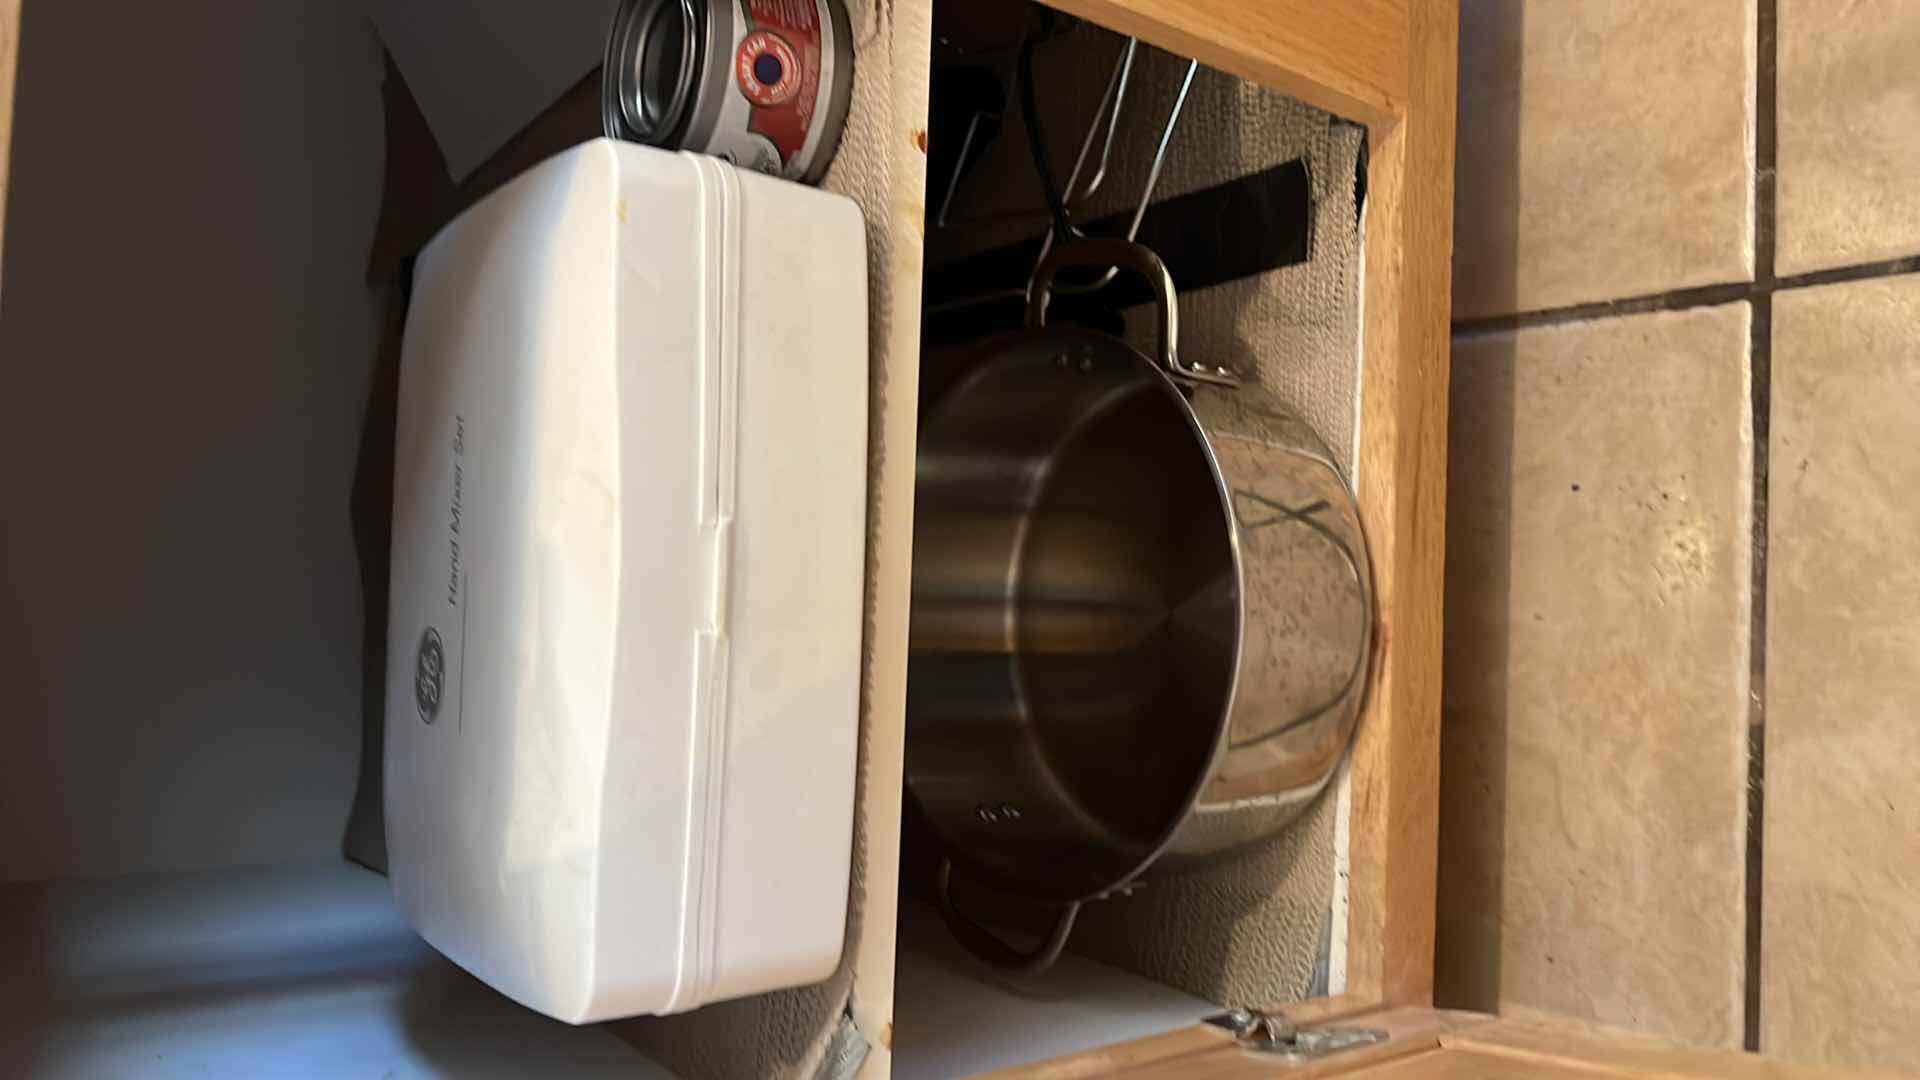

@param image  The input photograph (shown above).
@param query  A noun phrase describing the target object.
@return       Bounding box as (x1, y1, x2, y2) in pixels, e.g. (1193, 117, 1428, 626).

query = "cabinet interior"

(0, 2, 1369, 1077)
(889, 17, 1370, 1075)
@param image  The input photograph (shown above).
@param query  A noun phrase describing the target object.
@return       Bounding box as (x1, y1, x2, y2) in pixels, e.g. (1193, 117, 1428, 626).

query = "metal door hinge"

(1204, 1008, 1388, 1063)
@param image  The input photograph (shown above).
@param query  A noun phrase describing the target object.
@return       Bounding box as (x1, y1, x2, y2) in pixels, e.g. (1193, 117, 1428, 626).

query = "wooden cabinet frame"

(1, 0, 19, 271)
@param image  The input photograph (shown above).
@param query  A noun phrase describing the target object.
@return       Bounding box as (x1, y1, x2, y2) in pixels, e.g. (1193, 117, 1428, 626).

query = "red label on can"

(738, 0, 823, 166)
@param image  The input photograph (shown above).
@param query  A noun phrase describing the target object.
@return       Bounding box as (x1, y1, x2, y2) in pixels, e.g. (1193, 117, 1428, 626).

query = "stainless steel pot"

(906, 240, 1373, 973)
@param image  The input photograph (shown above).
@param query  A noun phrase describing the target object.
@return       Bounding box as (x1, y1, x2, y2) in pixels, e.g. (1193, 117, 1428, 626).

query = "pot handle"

(937, 858, 1081, 977)
(1026, 239, 1236, 386)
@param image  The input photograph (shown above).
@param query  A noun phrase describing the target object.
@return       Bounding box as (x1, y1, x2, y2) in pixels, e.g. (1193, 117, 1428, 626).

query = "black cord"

(1016, 12, 1074, 244)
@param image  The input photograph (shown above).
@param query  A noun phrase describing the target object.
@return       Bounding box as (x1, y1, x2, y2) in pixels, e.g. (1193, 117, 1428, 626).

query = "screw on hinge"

(1203, 1008, 1388, 1061)
(1209, 1007, 1297, 1044)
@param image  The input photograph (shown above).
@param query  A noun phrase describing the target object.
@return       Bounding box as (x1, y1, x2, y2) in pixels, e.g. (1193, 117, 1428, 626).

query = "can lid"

(603, 0, 702, 145)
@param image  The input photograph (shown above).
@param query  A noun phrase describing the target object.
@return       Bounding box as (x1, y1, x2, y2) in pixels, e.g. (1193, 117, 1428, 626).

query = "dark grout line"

(1743, 0, 1778, 1055)
(1780, 254, 1920, 291)
(1744, 720, 1768, 1051)
(1449, 252, 1920, 340)
(1744, 292, 1773, 1053)
(1754, 1, 1778, 287)
(1450, 281, 1757, 337)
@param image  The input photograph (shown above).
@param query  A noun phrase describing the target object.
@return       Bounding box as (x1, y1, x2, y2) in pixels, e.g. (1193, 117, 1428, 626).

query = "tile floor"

(1442, 0, 1920, 1069)
(1442, 307, 1752, 1049)
(1775, 0, 1920, 275)
(1764, 275, 1920, 1069)
(1452, 0, 1755, 319)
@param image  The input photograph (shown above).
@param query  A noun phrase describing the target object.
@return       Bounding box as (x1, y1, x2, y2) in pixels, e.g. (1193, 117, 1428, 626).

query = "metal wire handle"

(1026, 239, 1235, 386)
(936, 859, 1081, 977)
(927, 51, 1201, 316)
(1224, 491, 1374, 751)
(934, 36, 1138, 231)
(1031, 56, 1198, 299)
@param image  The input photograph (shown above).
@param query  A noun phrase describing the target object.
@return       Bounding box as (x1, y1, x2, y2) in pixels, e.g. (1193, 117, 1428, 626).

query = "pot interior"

(908, 343, 1238, 903)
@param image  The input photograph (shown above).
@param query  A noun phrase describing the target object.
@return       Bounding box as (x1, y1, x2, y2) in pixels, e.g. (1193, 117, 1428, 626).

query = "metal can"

(603, 0, 855, 185)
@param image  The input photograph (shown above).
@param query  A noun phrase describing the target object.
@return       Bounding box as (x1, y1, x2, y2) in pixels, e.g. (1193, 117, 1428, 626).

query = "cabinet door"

(1339, 1048, 1599, 1078)
(2, 0, 19, 266)
(990, 1010, 1870, 1078)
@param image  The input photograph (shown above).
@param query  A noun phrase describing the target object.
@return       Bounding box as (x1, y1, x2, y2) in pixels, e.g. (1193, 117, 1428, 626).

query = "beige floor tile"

(1764, 275, 1920, 1070)
(1453, 0, 1755, 319)
(1777, 2, 1920, 275)
(1438, 305, 1753, 1048)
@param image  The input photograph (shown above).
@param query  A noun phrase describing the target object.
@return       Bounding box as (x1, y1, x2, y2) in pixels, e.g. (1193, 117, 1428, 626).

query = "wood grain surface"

(1, 0, 19, 275)
(1040, 0, 1407, 125)
(983, 1010, 1880, 1079)
(974, 995, 1384, 1080)
(981, 1006, 1490, 1080)
(1345, 0, 1458, 1008)
(1441, 1021, 1915, 1080)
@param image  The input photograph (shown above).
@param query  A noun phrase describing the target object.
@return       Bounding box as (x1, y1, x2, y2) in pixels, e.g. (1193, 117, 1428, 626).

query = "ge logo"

(415, 627, 445, 723)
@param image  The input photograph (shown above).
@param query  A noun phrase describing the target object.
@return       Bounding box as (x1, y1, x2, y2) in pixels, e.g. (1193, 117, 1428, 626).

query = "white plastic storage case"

(384, 138, 868, 1024)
